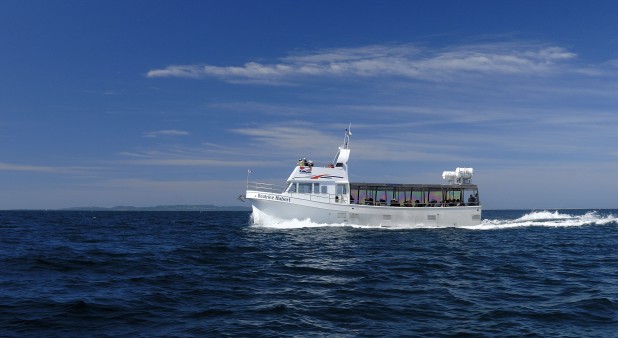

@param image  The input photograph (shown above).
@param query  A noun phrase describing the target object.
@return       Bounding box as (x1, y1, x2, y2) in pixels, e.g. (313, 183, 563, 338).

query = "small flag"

(247, 169, 252, 174)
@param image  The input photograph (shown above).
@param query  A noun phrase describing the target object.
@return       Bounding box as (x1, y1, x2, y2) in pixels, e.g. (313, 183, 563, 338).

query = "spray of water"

(465, 210, 618, 230)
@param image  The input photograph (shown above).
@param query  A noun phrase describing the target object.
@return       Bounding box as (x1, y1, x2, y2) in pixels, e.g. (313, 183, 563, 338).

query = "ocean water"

(1, 209, 617, 337)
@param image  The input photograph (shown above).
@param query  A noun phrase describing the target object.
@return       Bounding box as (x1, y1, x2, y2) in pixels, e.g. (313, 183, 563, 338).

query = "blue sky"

(2, 1, 618, 209)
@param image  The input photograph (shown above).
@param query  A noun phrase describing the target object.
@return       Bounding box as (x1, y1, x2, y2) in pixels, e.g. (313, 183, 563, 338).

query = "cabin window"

(298, 183, 312, 194)
(464, 188, 479, 205)
(428, 189, 444, 205)
(336, 184, 347, 195)
(350, 187, 359, 204)
(376, 189, 387, 205)
(411, 191, 423, 204)
(445, 189, 462, 203)
(313, 183, 320, 194)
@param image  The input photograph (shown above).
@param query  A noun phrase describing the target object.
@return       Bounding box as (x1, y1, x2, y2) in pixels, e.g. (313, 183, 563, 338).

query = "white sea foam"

(464, 210, 618, 230)
(251, 211, 382, 229)
(251, 207, 396, 229)
(251, 210, 617, 230)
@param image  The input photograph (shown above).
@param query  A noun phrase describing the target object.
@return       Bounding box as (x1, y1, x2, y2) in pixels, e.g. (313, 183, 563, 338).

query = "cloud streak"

(147, 43, 578, 83)
(143, 129, 190, 138)
(0, 162, 96, 174)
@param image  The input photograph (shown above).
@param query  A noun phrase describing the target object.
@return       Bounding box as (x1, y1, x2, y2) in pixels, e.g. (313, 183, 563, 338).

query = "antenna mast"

(342, 123, 352, 149)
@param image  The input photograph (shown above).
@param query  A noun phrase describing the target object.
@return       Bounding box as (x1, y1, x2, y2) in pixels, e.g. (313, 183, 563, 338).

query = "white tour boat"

(245, 128, 482, 227)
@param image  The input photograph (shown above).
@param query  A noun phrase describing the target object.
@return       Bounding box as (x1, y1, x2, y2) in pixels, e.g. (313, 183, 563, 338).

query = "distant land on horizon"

(60, 205, 251, 212)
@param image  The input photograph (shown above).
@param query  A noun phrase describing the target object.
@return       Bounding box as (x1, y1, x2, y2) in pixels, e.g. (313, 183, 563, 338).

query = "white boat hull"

(247, 191, 482, 227)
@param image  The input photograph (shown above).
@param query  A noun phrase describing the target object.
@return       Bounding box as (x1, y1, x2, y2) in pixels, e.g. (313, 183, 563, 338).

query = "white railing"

(246, 182, 287, 193)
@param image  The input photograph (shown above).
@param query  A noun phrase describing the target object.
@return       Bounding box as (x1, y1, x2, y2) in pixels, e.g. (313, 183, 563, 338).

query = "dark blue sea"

(1, 210, 618, 337)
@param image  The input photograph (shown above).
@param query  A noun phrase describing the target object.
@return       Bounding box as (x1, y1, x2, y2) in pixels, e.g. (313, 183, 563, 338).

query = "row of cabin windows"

(287, 183, 326, 194)
(285, 183, 478, 205)
(349, 187, 479, 205)
(286, 183, 348, 195)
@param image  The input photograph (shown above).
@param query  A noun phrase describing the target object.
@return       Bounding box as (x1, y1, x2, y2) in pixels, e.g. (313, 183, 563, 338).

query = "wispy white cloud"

(0, 162, 61, 173)
(0, 162, 95, 174)
(119, 146, 274, 167)
(120, 156, 268, 167)
(147, 42, 580, 83)
(120, 122, 346, 169)
(230, 122, 476, 164)
(143, 129, 190, 138)
(80, 89, 118, 96)
(229, 117, 618, 169)
(124, 111, 616, 173)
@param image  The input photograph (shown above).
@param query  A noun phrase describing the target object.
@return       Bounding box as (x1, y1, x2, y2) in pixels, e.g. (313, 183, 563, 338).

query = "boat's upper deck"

(349, 182, 479, 207)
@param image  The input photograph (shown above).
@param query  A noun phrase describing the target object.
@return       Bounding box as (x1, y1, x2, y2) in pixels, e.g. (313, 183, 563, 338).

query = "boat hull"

(246, 191, 482, 227)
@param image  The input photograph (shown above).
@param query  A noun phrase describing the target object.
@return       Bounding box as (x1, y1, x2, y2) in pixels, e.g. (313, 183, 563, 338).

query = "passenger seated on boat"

(468, 194, 477, 206)
(350, 194, 355, 204)
(414, 200, 422, 207)
(379, 199, 386, 206)
(364, 197, 374, 205)
(404, 200, 413, 207)
(390, 199, 400, 207)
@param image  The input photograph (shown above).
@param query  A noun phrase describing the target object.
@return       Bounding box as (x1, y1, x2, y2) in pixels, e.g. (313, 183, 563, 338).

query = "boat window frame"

(298, 183, 312, 194)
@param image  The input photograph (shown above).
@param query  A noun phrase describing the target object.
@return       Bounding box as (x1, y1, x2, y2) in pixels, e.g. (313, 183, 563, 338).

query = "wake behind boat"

(245, 127, 482, 227)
